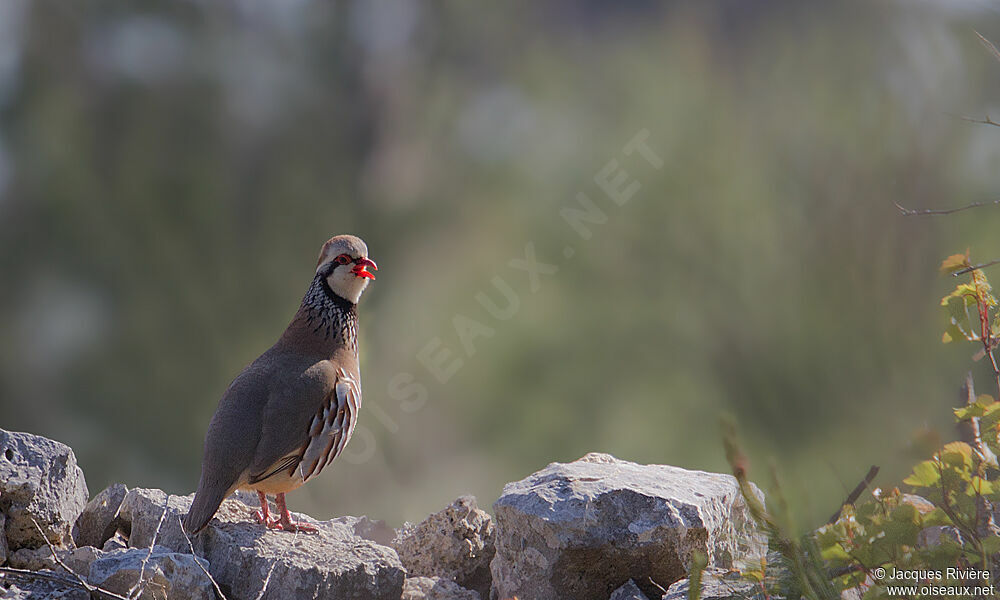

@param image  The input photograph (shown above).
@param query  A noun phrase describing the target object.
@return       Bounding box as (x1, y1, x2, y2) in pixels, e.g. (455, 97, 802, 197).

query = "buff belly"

(238, 461, 306, 495)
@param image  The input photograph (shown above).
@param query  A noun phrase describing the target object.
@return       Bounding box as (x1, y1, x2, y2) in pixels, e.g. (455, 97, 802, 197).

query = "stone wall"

(0, 429, 766, 600)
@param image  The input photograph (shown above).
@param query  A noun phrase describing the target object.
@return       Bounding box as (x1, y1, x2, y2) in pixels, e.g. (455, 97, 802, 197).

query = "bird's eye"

(335, 254, 351, 265)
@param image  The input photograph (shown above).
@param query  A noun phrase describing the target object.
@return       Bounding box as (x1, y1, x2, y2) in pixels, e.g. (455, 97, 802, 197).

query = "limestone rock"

(609, 579, 649, 600)
(102, 531, 128, 552)
(402, 576, 481, 600)
(73, 483, 128, 549)
(0, 429, 89, 551)
(118, 488, 405, 600)
(0, 571, 89, 600)
(661, 569, 763, 600)
(901, 494, 936, 515)
(1, 513, 8, 566)
(116, 487, 193, 553)
(490, 453, 767, 600)
(87, 546, 214, 600)
(916, 525, 963, 548)
(392, 495, 494, 598)
(7, 545, 102, 574)
(333, 515, 396, 546)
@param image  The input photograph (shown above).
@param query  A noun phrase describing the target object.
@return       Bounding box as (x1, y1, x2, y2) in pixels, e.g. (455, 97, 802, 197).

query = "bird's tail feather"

(183, 482, 232, 535)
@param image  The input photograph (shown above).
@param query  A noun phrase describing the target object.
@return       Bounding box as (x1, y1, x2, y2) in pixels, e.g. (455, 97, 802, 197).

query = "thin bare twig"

(895, 199, 1000, 217)
(952, 258, 1000, 276)
(964, 369, 1000, 463)
(827, 465, 880, 525)
(179, 516, 229, 600)
(127, 494, 169, 600)
(254, 542, 287, 600)
(989, 348, 1000, 401)
(27, 517, 130, 600)
(0, 565, 132, 599)
(976, 30, 1000, 64)
(254, 511, 307, 600)
(957, 114, 1000, 128)
(647, 577, 667, 596)
(0, 565, 79, 586)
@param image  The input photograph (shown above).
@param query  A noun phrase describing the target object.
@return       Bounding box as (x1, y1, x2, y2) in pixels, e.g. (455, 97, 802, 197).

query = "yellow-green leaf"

(903, 460, 941, 487)
(982, 535, 1000, 555)
(941, 253, 971, 274)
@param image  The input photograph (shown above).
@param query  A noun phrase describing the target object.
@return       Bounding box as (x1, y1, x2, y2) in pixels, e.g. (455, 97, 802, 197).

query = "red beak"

(352, 257, 377, 280)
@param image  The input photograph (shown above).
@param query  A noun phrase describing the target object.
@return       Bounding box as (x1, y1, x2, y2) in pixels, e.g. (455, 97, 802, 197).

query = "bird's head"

(316, 234, 377, 304)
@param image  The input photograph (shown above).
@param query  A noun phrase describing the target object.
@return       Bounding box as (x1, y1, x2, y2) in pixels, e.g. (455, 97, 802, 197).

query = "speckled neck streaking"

(301, 275, 358, 352)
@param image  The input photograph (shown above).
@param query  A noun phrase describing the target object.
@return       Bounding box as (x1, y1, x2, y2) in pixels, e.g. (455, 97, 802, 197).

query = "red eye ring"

(335, 254, 351, 265)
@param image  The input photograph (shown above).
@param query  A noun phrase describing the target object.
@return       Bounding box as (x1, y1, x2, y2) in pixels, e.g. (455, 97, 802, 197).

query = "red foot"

(275, 492, 319, 534)
(277, 519, 318, 533)
(254, 492, 318, 533)
(254, 491, 282, 529)
(254, 510, 282, 529)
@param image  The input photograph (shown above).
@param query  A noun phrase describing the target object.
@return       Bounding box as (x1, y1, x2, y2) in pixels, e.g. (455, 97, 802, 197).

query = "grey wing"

(201, 371, 268, 485)
(298, 368, 361, 482)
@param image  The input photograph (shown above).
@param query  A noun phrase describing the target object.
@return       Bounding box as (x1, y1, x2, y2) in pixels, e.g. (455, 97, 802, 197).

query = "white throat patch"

(324, 264, 370, 304)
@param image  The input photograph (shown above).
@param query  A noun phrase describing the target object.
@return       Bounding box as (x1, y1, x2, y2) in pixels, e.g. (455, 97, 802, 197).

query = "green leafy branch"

(941, 252, 1000, 398)
(715, 254, 1000, 599)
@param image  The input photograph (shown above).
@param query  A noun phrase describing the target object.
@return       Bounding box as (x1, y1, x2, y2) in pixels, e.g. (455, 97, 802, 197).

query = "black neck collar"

(301, 275, 358, 351)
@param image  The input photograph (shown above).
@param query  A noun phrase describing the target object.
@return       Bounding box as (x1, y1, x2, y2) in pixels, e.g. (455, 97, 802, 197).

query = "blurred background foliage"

(2, 0, 1000, 530)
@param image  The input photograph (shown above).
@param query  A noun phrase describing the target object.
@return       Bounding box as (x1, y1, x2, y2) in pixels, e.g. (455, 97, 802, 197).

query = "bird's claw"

(254, 510, 281, 528)
(256, 508, 317, 532)
(278, 520, 318, 533)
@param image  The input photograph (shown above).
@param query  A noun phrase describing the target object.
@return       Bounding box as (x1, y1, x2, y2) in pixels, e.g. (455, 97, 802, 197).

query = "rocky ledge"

(0, 429, 766, 600)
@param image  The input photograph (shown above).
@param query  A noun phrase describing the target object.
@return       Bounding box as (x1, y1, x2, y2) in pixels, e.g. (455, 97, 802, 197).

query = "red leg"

(253, 491, 281, 528)
(275, 493, 318, 533)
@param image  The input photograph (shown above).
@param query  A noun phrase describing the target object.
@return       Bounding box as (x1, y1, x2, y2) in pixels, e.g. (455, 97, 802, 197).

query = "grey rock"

(72, 483, 128, 549)
(392, 495, 494, 598)
(7, 545, 102, 574)
(490, 453, 767, 600)
(102, 531, 128, 552)
(917, 525, 963, 548)
(661, 570, 763, 600)
(87, 546, 214, 600)
(0, 429, 89, 551)
(901, 494, 936, 515)
(0, 570, 89, 600)
(402, 576, 481, 600)
(118, 488, 405, 600)
(116, 487, 192, 552)
(1, 513, 8, 566)
(839, 586, 863, 600)
(610, 579, 649, 600)
(333, 515, 396, 546)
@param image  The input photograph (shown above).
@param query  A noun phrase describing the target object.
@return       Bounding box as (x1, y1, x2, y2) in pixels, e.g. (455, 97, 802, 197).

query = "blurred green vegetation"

(2, 1, 1000, 529)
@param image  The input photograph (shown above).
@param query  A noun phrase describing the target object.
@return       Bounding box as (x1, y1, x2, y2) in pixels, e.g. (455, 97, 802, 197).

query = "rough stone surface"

(839, 586, 863, 600)
(7, 545, 102, 574)
(917, 525, 963, 548)
(0, 571, 89, 600)
(73, 483, 128, 549)
(231, 490, 395, 545)
(0, 513, 7, 566)
(661, 570, 763, 600)
(334, 515, 396, 546)
(393, 495, 494, 598)
(102, 531, 128, 552)
(119, 488, 405, 600)
(901, 494, 936, 515)
(88, 546, 214, 600)
(402, 576, 481, 600)
(0, 429, 89, 551)
(609, 579, 649, 600)
(490, 453, 767, 600)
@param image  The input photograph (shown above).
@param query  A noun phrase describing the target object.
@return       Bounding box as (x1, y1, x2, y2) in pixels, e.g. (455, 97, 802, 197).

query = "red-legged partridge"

(183, 234, 377, 533)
